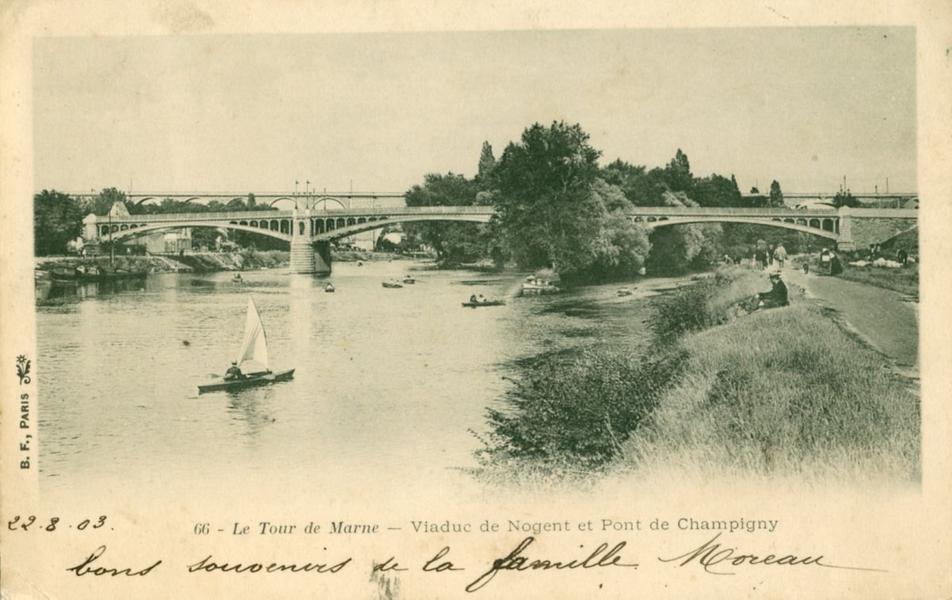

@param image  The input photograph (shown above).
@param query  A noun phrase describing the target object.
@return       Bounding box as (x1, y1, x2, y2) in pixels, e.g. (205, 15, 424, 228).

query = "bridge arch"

(268, 197, 295, 208)
(312, 196, 348, 210)
(134, 196, 160, 206)
(644, 217, 839, 240)
(103, 222, 292, 243)
(314, 213, 491, 242)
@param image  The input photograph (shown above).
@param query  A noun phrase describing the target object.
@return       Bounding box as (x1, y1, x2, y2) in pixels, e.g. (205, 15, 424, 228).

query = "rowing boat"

(462, 299, 506, 308)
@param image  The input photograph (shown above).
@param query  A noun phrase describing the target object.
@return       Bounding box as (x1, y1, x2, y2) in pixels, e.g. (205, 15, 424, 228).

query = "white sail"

(236, 297, 269, 373)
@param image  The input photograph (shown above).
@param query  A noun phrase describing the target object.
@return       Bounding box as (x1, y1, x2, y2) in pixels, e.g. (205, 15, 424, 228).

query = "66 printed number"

(7, 515, 107, 532)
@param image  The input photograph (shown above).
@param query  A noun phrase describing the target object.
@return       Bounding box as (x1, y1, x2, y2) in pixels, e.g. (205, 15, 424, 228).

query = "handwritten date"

(7, 515, 107, 532)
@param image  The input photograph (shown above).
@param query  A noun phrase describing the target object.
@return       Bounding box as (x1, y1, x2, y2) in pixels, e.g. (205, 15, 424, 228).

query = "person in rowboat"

(224, 361, 244, 381)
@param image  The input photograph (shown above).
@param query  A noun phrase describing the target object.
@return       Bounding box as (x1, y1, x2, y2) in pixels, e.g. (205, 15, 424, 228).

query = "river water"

(36, 261, 668, 498)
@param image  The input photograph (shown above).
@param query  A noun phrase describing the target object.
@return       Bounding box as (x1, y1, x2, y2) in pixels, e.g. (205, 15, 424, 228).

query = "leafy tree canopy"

(493, 122, 650, 278)
(833, 189, 860, 208)
(83, 187, 130, 216)
(769, 180, 784, 207)
(476, 141, 497, 190)
(34, 190, 84, 256)
(404, 172, 486, 264)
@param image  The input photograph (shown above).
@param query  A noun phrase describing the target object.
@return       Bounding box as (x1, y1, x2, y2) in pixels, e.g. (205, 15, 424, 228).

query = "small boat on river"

(462, 298, 506, 308)
(521, 276, 560, 295)
(197, 297, 295, 394)
(617, 287, 634, 296)
(382, 280, 404, 289)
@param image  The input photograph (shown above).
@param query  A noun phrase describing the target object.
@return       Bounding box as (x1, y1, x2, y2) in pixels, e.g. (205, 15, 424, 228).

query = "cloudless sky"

(33, 28, 916, 195)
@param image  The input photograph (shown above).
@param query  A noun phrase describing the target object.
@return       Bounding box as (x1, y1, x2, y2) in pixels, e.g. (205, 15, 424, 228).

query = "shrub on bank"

(649, 268, 767, 341)
(477, 347, 688, 472)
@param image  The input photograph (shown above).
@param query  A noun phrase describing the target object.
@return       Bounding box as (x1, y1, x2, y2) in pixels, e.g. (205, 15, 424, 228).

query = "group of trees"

(34, 190, 85, 256)
(491, 123, 650, 279)
(402, 172, 495, 264)
(832, 189, 860, 208)
(404, 120, 813, 279)
(404, 125, 654, 279)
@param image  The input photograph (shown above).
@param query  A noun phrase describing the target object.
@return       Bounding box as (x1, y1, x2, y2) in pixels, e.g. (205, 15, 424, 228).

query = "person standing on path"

(773, 243, 787, 269)
(754, 240, 769, 269)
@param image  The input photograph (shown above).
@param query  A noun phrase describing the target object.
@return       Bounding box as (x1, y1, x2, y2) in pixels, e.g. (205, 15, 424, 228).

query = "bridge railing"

(321, 206, 496, 215)
(848, 208, 918, 218)
(99, 210, 292, 223)
(100, 205, 498, 222)
(624, 206, 839, 217)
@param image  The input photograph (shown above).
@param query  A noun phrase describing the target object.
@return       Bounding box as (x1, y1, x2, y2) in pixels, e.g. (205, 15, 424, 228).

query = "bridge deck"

(97, 206, 916, 224)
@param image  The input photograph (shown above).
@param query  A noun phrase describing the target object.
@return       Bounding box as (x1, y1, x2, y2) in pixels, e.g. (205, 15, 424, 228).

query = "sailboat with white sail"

(197, 297, 295, 394)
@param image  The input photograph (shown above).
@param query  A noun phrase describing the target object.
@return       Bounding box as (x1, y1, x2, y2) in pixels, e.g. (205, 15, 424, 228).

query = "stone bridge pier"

(288, 211, 331, 274)
(836, 206, 855, 252)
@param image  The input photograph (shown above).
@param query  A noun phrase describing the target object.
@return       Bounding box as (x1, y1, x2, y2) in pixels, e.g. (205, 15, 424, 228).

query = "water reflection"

(36, 278, 147, 305)
(225, 389, 277, 438)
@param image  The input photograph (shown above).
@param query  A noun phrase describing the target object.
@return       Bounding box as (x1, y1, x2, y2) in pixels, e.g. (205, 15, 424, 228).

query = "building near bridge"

(139, 229, 192, 254)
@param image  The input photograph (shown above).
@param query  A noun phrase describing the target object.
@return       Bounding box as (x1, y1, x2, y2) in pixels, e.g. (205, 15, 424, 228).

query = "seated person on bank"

(757, 272, 789, 309)
(224, 361, 244, 381)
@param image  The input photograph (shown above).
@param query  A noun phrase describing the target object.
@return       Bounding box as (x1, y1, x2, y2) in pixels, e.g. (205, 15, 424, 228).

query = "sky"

(33, 28, 916, 195)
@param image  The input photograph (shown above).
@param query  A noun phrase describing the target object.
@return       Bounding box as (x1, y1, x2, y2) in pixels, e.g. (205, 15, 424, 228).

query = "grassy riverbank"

(836, 262, 919, 299)
(474, 268, 920, 486)
(621, 284, 919, 482)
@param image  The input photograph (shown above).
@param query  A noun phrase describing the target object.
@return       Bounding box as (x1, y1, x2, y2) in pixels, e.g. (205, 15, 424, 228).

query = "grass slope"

(623, 274, 920, 482)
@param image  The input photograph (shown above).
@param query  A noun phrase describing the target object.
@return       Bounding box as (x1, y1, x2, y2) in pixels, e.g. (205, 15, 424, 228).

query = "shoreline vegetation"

(473, 267, 920, 488)
(33, 248, 418, 278)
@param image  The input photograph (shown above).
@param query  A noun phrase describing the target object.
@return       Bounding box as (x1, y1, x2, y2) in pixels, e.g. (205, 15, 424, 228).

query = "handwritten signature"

(658, 533, 886, 575)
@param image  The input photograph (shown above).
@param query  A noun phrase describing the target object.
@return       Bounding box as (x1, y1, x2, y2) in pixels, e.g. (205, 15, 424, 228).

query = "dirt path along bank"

(784, 268, 918, 370)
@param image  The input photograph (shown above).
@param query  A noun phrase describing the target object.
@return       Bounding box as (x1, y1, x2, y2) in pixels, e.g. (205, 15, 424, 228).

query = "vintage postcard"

(2, 1, 951, 598)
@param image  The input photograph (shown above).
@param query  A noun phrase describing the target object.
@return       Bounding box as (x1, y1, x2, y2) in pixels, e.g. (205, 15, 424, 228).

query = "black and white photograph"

(2, 3, 950, 599)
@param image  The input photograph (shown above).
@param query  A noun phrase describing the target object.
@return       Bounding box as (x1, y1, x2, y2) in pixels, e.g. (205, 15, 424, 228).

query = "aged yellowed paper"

(2, 1, 951, 598)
